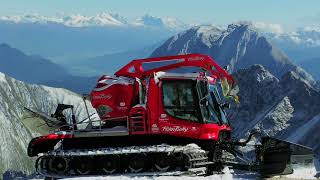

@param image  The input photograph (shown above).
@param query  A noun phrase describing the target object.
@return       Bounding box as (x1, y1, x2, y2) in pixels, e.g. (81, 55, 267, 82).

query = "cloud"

(298, 12, 320, 26)
(302, 26, 320, 32)
(253, 22, 284, 34)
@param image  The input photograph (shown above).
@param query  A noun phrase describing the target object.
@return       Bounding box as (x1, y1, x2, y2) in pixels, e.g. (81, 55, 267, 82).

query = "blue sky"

(1, 0, 319, 30)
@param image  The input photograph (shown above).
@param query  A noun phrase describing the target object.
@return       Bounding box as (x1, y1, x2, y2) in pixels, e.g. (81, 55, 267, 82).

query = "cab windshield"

(162, 79, 228, 125)
(162, 80, 202, 122)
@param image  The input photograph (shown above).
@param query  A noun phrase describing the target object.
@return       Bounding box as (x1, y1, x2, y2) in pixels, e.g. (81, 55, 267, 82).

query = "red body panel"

(90, 76, 137, 119)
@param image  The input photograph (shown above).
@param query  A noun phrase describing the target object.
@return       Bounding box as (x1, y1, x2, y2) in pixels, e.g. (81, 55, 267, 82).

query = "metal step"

(193, 161, 214, 167)
(189, 157, 209, 162)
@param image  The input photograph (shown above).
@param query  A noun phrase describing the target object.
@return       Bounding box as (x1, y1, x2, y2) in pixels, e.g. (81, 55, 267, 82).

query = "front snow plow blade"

(222, 135, 314, 177)
(259, 137, 314, 177)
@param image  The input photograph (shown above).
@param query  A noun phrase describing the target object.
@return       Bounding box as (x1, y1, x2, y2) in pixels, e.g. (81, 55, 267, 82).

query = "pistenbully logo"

(162, 126, 188, 132)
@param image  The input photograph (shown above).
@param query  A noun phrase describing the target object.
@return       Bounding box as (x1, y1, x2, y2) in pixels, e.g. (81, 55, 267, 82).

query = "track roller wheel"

(154, 154, 172, 172)
(180, 153, 192, 170)
(36, 156, 49, 170)
(49, 157, 68, 174)
(74, 157, 92, 175)
(128, 154, 148, 173)
(101, 155, 120, 174)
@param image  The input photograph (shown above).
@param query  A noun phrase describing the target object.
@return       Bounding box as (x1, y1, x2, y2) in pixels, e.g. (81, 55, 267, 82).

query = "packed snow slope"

(0, 72, 97, 176)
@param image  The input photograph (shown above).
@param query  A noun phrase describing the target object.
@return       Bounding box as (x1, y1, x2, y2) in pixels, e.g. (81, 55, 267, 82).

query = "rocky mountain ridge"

(229, 65, 320, 153)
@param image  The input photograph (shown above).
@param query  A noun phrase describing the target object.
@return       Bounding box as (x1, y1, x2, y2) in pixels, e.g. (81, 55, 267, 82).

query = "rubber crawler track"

(36, 144, 213, 178)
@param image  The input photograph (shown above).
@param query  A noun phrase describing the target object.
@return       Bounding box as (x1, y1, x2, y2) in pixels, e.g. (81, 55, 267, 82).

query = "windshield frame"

(196, 80, 229, 125)
(209, 84, 229, 125)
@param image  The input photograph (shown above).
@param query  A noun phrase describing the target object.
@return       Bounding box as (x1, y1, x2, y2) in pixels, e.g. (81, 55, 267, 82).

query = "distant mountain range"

(0, 13, 188, 29)
(67, 42, 161, 76)
(266, 27, 320, 49)
(263, 27, 320, 80)
(0, 43, 69, 83)
(264, 28, 320, 61)
(0, 43, 97, 93)
(0, 13, 187, 61)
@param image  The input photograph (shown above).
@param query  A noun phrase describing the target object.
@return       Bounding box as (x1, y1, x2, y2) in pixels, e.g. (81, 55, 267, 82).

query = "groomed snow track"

(36, 144, 213, 178)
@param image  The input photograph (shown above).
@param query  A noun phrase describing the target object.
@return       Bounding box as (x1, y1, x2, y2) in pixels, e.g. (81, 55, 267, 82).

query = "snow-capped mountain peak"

(133, 14, 164, 27)
(91, 12, 127, 26)
(60, 13, 126, 27)
(193, 25, 223, 47)
(161, 17, 187, 29)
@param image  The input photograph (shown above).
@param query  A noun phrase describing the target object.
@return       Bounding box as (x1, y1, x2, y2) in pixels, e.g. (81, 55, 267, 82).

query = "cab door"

(157, 79, 202, 139)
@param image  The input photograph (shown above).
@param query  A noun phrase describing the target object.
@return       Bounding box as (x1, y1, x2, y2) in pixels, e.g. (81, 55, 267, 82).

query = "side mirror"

(224, 65, 230, 72)
(200, 98, 208, 106)
(221, 103, 230, 109)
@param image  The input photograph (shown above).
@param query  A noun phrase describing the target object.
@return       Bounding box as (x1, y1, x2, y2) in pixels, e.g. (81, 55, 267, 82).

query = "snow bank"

(285, 165, 317, 179)
(0, 72, 6, 83)
(63, 168, 234, 180)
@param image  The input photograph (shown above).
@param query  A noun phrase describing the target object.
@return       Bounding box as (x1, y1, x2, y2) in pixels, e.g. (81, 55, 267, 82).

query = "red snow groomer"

(27, 54, 313, 178)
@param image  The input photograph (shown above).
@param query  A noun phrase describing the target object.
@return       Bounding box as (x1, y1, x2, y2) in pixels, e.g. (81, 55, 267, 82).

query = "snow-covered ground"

(57, 165, 319, 180)
(62, 167, 237, 180)
(284, 165, 318, 179)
